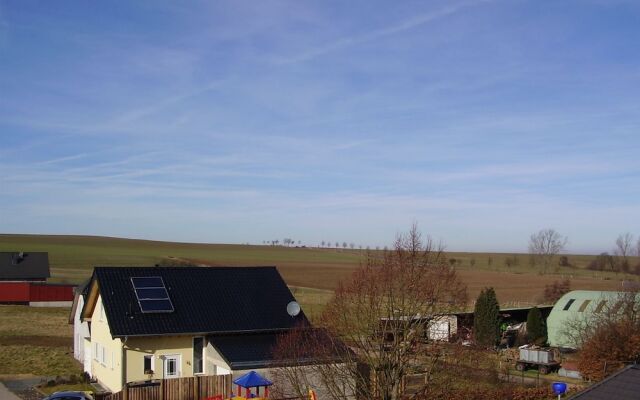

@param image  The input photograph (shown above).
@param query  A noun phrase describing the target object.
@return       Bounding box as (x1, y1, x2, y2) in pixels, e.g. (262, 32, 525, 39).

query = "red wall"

(0, 282, 31, 302)
(30, 283, 75, 301)
(0, 282, 75, 302)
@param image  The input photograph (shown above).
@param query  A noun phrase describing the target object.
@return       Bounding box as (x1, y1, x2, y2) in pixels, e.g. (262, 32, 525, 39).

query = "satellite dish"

(286, 301, 301, 317)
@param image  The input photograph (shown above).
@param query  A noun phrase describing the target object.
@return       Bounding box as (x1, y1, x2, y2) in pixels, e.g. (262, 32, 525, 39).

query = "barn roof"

(0, 252, 50, 280)
(82, 266, 309, 338)
(547, 290, 636, 348)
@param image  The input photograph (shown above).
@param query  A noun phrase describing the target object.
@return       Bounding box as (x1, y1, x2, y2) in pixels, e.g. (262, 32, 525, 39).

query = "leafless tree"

(271, 225, 467, 400)
(615, 233, 634, 272)
(528, 228, 567, 273)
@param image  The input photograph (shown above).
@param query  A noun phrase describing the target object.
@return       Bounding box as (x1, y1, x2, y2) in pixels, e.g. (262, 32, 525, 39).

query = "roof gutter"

(111, 327, 296, 339)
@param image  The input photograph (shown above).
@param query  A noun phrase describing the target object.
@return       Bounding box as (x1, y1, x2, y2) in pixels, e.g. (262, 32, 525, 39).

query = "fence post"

(194, 376, 199, 400)
(160, 378, 165, 400)
(122, 383, 128, 400)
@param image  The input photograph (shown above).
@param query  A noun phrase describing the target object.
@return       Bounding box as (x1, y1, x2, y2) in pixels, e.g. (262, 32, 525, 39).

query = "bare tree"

(528, 229, 567, 273)
(271, 225, 467, 400)
(615, 233, 634, 272)
(637, 236, 640, 257)
(321, 240, 326, 247)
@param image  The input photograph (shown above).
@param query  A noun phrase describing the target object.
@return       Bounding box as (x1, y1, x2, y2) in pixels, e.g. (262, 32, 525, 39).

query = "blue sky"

(1, 1, 639, 253)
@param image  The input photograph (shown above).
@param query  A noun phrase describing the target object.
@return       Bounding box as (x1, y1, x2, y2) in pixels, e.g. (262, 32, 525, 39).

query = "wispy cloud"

(111, 80, 225, 124)
(275, 0, 491, 64)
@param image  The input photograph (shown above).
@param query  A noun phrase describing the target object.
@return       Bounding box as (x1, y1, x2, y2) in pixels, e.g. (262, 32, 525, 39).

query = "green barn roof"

(547, 290, 630, 348)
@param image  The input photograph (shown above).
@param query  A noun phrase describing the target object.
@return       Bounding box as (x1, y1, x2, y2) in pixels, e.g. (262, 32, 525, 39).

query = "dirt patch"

(0, 336, 71, 348)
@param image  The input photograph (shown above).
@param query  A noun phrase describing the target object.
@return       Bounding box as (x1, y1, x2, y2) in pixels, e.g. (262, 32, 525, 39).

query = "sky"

(1, 0, 639, 253)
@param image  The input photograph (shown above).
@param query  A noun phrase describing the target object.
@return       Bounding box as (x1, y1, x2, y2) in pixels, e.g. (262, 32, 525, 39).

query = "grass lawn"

(0, 306, 81, 376)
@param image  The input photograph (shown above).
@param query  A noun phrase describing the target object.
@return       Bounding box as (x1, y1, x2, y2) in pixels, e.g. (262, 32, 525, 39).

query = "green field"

(1, 234, 637, 305)
(0, 234, 637, 379)
(0, 305, 81, 377)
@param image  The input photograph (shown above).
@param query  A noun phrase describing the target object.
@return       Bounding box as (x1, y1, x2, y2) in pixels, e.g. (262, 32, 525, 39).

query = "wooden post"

(194, 376, 199, 400)
(160, 378, 165, 400)
(122, 383, 128, 400)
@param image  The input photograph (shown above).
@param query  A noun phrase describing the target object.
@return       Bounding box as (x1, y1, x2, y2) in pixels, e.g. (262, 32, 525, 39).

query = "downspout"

(122, 336, 128, 399)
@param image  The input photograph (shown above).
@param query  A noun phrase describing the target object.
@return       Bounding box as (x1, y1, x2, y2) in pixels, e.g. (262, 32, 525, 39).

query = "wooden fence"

(102, 374, 232, 400)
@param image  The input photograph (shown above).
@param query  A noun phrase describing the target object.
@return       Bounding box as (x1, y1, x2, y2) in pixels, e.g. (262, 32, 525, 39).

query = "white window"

(164, 355, 180, 378)
(102, 346, 107, 366)
(93, 343, 99, 361)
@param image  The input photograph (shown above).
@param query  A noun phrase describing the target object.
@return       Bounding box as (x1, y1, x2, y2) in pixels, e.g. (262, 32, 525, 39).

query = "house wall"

(205, 341, 232, 375)
(73, 295, 88, 362)
(90, 294, 124, 392)
(124, 335, 232, 383)
(125, 335, 193, 383)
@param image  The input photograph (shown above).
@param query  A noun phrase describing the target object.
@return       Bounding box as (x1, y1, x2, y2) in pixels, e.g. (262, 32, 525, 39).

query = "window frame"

(563, 299, 576, 311)
(163, 354, 181, 379)
(193, 336, 205, 375)
(577, 299, 591, 312)
(143, 354, 154, 374)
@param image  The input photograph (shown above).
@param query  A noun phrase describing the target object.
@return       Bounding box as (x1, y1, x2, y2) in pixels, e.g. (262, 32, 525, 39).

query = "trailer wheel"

(515, 362, 525, 371)
(539, 365, 549, 375)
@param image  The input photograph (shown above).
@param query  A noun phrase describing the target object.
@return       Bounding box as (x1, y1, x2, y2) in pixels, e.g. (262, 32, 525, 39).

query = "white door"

(164, 355, 181, 378)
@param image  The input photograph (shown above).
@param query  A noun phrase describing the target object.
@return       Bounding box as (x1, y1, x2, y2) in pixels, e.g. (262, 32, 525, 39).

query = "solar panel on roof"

(131, 276, 174, 313)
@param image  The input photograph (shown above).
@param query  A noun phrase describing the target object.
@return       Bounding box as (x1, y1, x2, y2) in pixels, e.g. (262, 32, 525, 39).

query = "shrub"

(543, 278, 571, 303)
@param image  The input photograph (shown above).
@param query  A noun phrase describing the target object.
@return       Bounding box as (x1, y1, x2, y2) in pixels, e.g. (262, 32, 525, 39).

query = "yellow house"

(78, 266, 309, 393)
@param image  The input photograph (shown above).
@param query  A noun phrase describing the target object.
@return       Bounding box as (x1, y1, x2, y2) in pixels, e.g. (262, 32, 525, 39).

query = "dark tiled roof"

(210, 332, 286, 370)
(93, 266, 308, 337)
(0, 252, 50, 280)
(209, 329, 345, 370)
(570, 364, 640, 399)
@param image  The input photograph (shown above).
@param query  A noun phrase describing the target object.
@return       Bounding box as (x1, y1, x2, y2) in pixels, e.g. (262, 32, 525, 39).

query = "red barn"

(0, 252, 75, 306)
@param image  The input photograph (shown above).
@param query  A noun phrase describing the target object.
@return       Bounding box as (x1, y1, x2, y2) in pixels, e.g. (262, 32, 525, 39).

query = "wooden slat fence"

(102, 375, 232, 400)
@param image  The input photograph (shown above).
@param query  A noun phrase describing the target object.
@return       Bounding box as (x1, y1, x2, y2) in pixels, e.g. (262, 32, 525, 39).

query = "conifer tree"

(474, 287, 500, 347)
(526, 306, 547, 344)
